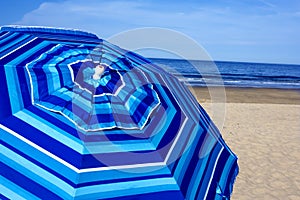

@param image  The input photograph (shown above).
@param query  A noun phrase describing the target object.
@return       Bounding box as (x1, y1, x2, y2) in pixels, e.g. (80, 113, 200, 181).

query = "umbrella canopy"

(0, 26, 238, 200)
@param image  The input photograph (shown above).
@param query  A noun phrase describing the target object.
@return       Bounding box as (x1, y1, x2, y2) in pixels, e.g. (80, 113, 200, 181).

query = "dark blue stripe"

(0, 162, 63, 199)
(18, 43, 57, 66)
(80, 149, 163, 168)
(206, 148, 230, 199)
(82, 131, 149, 142)
(77, 174, 173, 188)
(224, 160, 239, 197)
(32, 66, 49, 99)
(0, 38, 43, 65)
(0, 35, 35, 61)
(43, 38, 101, 45)
(167, 77, 227, 148)
(2, 113, 164, 169)
(1, 115, 82, 168)
(129, 85, 155, 124)
(15, 66, 32, 108)
(2, 137, 174, 189)
(179, 126, 213, 197)
(2, 138, 173, 188)
(28, 105, 147, 142)
(26, 33, 102, 44)
(194, 143, 222, 199)
(167, 122, 195, 174)
(1, 139, 76, 188)
(155, 84, 182, 153)
(0, 193, 10, 200)
(26, 105, 79, 138)
(0, 30, 9, 37)
(102, 190, 184, 200)
(40, 94, 72, 109)
(0, 65, 12, 120)
(0, 33, 23, 48)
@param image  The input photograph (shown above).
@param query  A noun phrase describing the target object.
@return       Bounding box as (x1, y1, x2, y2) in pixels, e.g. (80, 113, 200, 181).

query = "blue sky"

(0, 0, 300, 64)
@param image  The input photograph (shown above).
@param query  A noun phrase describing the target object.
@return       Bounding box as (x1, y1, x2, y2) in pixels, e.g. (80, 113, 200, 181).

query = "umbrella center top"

(92, 65, 105, 80)
(70, 60, 125, 96)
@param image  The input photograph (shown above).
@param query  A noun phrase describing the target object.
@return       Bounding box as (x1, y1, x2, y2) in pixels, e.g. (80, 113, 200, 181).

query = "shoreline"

(188, 86, 300, 105)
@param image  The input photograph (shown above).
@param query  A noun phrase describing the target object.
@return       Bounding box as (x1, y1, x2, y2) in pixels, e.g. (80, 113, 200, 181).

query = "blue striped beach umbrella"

(0, 26, 238, 200)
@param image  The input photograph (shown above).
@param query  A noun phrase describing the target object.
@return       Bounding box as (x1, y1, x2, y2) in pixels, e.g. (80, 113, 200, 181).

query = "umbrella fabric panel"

(0, 26, 238, 200)
(21, 40, 162, 131)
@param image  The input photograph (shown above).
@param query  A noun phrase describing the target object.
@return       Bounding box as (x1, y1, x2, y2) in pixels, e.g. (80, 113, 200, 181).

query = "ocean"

(149, 58, 300, 89)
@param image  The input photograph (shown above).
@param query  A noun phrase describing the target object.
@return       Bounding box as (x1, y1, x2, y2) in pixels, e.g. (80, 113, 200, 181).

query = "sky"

(0, 0, 299, 64)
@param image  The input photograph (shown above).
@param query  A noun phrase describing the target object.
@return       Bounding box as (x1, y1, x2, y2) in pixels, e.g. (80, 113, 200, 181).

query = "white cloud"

(13, 0, 300, 63)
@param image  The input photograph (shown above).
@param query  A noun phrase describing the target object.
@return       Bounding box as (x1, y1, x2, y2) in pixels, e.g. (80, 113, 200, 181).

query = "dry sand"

(191, 87, 300, 200)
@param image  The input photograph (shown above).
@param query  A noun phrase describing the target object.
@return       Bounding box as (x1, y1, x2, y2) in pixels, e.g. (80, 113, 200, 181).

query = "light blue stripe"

(0, 26, 98, 38)
(186, 155, 209, 200)
(117, 87, 132, 102)
(163, 76, 195, 118)
(84, 140, 156, 154)
(175, 128, 216, 185)
(78, 165, 171, 184)
(1, 127, 78, 183)
(186, 136, 217, 200)
(51, 87, 73, 101)
(166, 119, 195, 165)
(45, 66, 61, 94)
(59, 54, 89, 66)
(0, 175, 40, 200)
(14, 110, 85, 153)
(54, 48, 90, 65)
(26, 44, 61, 66)
(93, 103, 112, 114)
(218, 156, 235, 191)
(107, 103, 129, 115)
(59, 66, 73, 86)
(0, 32, 17, 46)
(71, 93, 92, 112)
(75, 177, 179, 199)
(35, 105, 76, 129)
(0, 34, 30, 52)
(126, 91, 142, 115)
(1, 145, 74, 198)
(150, 85, 176, 147)
(174, 126, 201, 184)
(196, 144, 223, 200)
(6, 40, 49, 65)
(4, 65, 24, 114)
(37, 101, 64, 110)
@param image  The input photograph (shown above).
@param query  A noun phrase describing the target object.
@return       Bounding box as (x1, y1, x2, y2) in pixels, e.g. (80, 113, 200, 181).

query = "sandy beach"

(190, 87, 300, 200)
